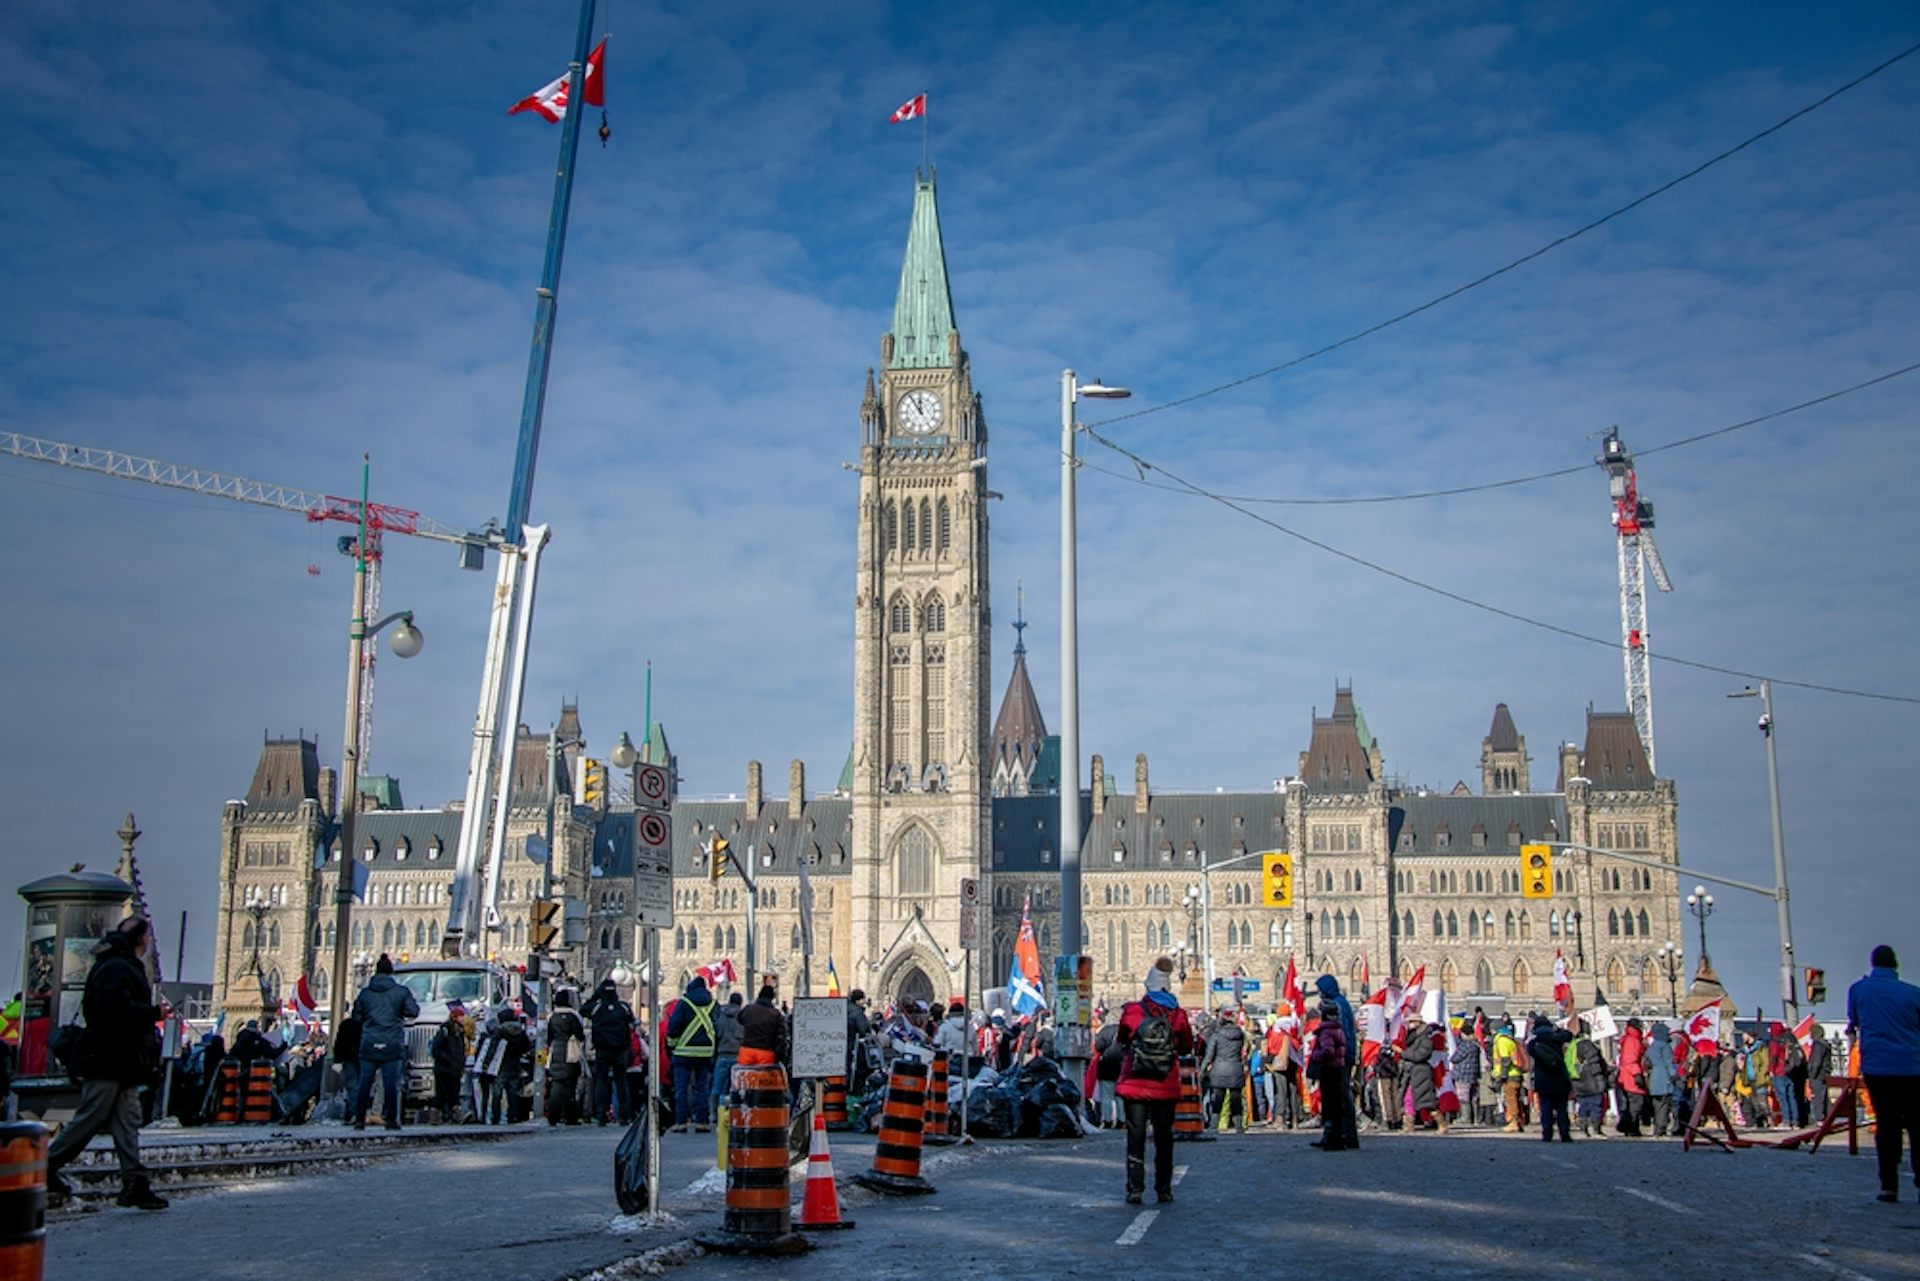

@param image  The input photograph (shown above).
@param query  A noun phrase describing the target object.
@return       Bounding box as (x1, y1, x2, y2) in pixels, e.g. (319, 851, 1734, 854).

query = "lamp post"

(1657, 941, 1684, 1017)
(324, 460, 426, 1094)
(1181, 884, 1202, 973)
(1059, 369, 1130, 1064)
(1572, 909, 1585, 969)
(607, 727, 663, 1223)
(1303, 911, 1315, 968)
(1174, 943, 1191, 982)
(1686, 885, 1715, 965)
(1729, 681, 1797, 1021)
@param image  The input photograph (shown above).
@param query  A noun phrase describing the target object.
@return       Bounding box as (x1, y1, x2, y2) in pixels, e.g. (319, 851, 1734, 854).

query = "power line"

(1081, 357, 1920, 505)
(1089, 39, 1920, 431)
(1078, 423, 1920, 707)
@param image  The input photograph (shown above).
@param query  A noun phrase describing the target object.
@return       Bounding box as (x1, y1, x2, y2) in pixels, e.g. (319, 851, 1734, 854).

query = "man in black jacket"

(47, 918, 169, 1210)
(583, 978, 637, 1125)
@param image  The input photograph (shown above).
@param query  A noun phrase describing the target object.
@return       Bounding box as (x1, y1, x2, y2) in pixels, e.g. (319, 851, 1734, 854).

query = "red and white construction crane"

(1597, 430, 1674, 772)
(1, 430, 494, 766)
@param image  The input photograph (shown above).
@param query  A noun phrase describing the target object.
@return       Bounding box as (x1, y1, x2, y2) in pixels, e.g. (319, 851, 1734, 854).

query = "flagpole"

(922, 95, 930, 174)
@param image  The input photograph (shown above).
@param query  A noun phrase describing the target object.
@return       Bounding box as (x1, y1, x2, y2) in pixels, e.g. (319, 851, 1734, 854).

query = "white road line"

(1115, 1209, 1159, 1246)
(1172, 1164, 1189, 1186)
(1617, 1186, 1694, 1215)
(1795, 1253, 1879, 1281)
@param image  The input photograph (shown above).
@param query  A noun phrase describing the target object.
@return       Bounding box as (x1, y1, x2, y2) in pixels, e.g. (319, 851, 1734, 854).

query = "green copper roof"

(888, 173, 955, 369)
(836, 745, 854, 793)
(357, 775, 404, 810)
(639, 720, 671, 766)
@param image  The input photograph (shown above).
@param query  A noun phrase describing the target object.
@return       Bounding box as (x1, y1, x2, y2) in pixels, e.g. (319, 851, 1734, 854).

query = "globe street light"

(1686, 885, 1715, 964)
(1657, 941, 1684, 1017)
(1729, 681, 1797, 1021)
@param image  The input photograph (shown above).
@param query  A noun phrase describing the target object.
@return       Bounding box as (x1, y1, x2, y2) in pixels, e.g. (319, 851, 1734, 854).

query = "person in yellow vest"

(1492, 1016, 1528, 1132)
(666, 975, 718, 1132)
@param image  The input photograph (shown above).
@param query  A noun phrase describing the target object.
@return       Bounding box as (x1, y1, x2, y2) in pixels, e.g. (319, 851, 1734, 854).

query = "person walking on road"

(543, 991, 586, 1125)
(1807, 1031, 1835, 1125)
(1400, 1013, 1439, 1130)
(1307, 996, 1356, 1151)
(1847, 944, 1920, 1203)
(1115, 958, 1194, 1205)
(1527, 1014, 1574, 1143)
(1449, 1023, 1482, 1129)
(351, 953, 419, 1131)
(709, 991, 745, 1122)
(1092, 1018, 1124, 1128)
(1492, 1016, 1527, 1131)
(1615, 1019, 1649, 1136)
(429, 1003, 471, 1124)
(666, 974, 718, 1132)
(490, 1006, 534, 1123)
(1766, 1020, 1805, 1129)
(1647, 1022, 1678, 1136)
(1201, 1005, 1249, 1133)
(1267, 1014, 1301, 1129)
(583, 977, 637, 1126)
(45, 917, 169, 1210)
(1571, 1019, 1610, 1137)
(737, 984, 788, 1069)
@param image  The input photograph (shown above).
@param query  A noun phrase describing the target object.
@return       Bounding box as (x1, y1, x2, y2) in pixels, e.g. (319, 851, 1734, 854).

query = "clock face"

(898, 389, 944, 435)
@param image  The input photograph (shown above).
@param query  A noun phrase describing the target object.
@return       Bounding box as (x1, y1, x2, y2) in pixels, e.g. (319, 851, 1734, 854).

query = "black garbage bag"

(613, 1112, 650, 1214)
(964, 1083, 1021, 1138)
(1036, 1101, 1085, 1139)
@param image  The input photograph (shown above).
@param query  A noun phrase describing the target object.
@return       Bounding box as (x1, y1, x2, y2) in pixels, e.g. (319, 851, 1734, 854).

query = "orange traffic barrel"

(853, 1055, 936, 1196)
(1174, 1056, 1213, 1143)
(695, 1063, 811, 1256)
(0, 1122, 48, 1281)
(212, 1062, 241, 1124)
(241, 1062, 274, 1124)
(821, 1076, 851, 1130)
(923, 1050, 956, 1146)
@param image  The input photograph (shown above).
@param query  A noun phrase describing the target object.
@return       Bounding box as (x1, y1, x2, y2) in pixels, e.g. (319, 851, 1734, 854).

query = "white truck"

(392, 959, 519, 1105)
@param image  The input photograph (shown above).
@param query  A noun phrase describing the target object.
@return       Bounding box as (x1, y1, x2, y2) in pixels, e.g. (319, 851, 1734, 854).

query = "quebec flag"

(1008, 892, 1046, 1015)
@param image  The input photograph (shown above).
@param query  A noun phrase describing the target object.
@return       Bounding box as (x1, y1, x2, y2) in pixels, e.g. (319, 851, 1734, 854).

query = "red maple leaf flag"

(889, 93, 927, 123)
(510, 38, 608, 121)
(1552, 950, 1573, 1009)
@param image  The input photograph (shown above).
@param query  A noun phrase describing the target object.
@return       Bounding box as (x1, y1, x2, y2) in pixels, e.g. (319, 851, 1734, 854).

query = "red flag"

(510, 38, 608, 122)
(889, 93, 927, 123)
(1681, 999, 1723, 1055)
(1282, 955, 1303, 1017)
(1552, 950, 1573, 1009)
(1359, 988, 1389, 1065)
(1792, 1014, 1817, 1057)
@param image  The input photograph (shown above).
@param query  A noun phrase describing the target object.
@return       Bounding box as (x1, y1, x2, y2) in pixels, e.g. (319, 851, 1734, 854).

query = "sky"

(1, 2, 1916, 1016)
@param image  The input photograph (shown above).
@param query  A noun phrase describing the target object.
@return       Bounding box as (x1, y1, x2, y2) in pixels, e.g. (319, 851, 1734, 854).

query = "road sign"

(790, 997, 848, 1078)
(1520, 843, 1554, 899)
(635, 762, 671, 809)
(633, 811, 674, 929)
(959, 877, 980, 949)
(1210, 978, 1263, 993)
(1260, 851, 1293, 908)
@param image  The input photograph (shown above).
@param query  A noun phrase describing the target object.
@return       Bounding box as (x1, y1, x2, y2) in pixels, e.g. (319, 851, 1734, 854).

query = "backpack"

(1130, 1008, 1177, 1081)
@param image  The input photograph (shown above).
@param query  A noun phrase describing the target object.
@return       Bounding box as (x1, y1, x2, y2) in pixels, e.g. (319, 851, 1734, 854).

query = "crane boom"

(1597, 430, 1677, 773)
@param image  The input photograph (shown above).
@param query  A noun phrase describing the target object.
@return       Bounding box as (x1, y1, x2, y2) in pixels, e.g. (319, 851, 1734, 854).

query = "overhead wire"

(1076, 422, 1920, 706)
(1086, 39, 1920, 432)
(1079, 357, 1920, 505)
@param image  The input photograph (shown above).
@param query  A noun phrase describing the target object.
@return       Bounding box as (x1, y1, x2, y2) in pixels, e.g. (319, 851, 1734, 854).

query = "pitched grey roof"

(1300, 686, 1373, 794)
(991, 651, 1048, 776)
(1387, 793, 1566, 857)
(1580, 712, 1655, 790)
(246, 737, 321, 814)
(666, 798, 855, 879)
(1486, 703, 1521, 752)
(318, 809, 460, 870)
(990, 792, 1290, 876)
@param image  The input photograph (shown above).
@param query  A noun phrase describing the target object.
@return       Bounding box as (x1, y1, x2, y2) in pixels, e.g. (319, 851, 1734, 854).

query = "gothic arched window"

(675, 927, 686, 951)
(1475, 958, 1494, 993)
(884, 502, 898, 552)
(1432, 911, 1444, 938)
(926, 595, 946, 633)
(1446, 910, 1459, 938)
(903, 502, 917, 552)
(1348, 909, 1360, 937)
(1403, 910, 1415, 939)
(890, 596, 912, 634)
(896, 825, 935, 896)
(725, 925, 737, 951)
(920, 499, 933, 552)
(1608, 908, 1621, 937)
(688, 925, 699, 952)
(937, 499, 951, 552)
(1637, 908, 1650, 937)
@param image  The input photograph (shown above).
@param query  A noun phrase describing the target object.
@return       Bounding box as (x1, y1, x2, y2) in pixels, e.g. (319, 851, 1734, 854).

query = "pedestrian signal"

(1261, 852, 1294, 908)
(581, 758, 606, 806)
(530, 898, 562, 951)
(1520, 844, 1553, 899)
(707, 835, 730, 883)
(1805, 967, 1826, 1005)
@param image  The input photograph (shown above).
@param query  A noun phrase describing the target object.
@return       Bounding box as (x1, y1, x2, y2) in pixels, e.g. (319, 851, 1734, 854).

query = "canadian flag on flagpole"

(1431, 988, 1459, 1113)
(1282, 955, 1303, 1017)
(889, 93, 927, 123)
(1359, 988, 1389, 1065)
(1390, 965, 1425, 1046)
(698, 958, 739, 986)
(510, 38, 608, 122)
(1682, 998, 1723, 1055)
(291, 975, 319, 1025)
(1552, 950, 1573, 1008)
(1793, 1013, 1818, 1057)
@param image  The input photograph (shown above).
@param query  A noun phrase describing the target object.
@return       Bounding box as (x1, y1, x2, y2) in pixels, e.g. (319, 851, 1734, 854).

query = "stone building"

(213, 169, 1680, 1020)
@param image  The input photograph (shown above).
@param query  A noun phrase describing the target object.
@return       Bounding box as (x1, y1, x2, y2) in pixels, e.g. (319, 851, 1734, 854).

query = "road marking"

(1115, 1210, 1159, 1246)
(1617, 1186, 1694, 1215)
(1172, 1164, 1189, 1186)
(1795, 1253, 1879, 1281)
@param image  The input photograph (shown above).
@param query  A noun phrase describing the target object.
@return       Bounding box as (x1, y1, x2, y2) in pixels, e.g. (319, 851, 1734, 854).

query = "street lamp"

(1729, 681, 1797, 1021)
(1657, 941, 1684, 1017)
(324, 461, 427, 1094)
(1174, 942, 1192, 982)
(1686, 885, 1715, 964)
(1060, 369, 1130, 1063)
(1181, 883, 1202, 970)
(1572, 909, 1585, 969)
(1303, 910, 1315, 968)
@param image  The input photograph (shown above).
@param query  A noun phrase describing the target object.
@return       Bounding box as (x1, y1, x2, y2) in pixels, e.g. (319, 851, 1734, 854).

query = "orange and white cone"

(796, 1111, 855, 1230)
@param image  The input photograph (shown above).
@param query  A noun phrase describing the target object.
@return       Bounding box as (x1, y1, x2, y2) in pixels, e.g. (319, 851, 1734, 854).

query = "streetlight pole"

(1686, 885, 1715, 967)
(1059, 369, 1129, 1068)
(1730, 681, 1797, 1021)
(1658, 941, 1683, 1017)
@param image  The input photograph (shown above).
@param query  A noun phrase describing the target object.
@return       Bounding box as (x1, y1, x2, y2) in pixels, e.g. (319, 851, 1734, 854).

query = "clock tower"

(849, 170, 992, 1005)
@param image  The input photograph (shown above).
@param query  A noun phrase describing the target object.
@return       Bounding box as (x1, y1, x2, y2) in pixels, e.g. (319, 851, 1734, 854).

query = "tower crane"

(1, 430, 496, 766)
(1597, 430, 1674, 772)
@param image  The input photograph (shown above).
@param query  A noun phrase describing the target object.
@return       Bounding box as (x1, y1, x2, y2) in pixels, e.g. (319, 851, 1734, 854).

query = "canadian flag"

(1431, 988, 1459, 1113)
(1793, 1014, 1818, 1057)
(1391, 966, 1426, 1046)
(1552, 950, 1573, 1008)
(889, 93, 927, 123)
(1682, 998, 1723, 1055)
(698, 958, 739, 986)
(510, 38, 608, 122)
(291, 975, 319, 1025)
(1281, 955, 1303, 1017)
(1359, 988, 1389, 1066)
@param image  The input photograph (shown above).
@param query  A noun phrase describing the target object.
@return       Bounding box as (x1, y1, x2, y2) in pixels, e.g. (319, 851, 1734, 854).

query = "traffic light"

(530, 898, 561, 951)
(1261, 852, 1294, 908)
(707, 835, 730, 883)
(1520, 844, 1554, 899)
(580, 758, 606, 807)
(1805, 967, 1827, 1005)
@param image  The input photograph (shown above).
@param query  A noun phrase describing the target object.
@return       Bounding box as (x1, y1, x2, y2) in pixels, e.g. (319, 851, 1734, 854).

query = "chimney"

(1090, 754, 1105, 817)
(746, 760, 762, 816)
(788, 759, 805, 823)
(317, 767, 338, 820)
(1559, 741, 1582, 788)
(1134, 753, 1150, 816)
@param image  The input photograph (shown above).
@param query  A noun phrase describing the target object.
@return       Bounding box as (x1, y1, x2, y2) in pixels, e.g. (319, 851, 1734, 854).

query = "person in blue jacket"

(1848, 944, 1920, 1203)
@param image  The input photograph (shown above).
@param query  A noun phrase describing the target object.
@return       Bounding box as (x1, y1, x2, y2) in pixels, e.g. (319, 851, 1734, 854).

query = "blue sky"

(2, 2, 1916, 1013)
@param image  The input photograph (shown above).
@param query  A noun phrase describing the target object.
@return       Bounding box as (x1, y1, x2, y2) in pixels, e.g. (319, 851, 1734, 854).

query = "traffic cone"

(795, 1112, 854, 1231)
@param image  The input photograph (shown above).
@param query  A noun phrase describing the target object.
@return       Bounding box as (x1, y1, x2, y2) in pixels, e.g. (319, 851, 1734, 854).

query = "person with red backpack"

(1115, 957, 1194, 1206)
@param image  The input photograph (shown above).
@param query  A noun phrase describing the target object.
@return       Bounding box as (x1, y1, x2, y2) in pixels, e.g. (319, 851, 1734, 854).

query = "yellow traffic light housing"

(707, 835, 730, 883)
(1520, 843, 1553, 899)
(1261, 852, 1294, 908)
(581, 757, 606, 807)
(530, 898, 562, 950)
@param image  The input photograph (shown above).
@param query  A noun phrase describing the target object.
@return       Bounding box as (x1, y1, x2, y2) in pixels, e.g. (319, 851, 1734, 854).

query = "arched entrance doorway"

(894, 966, 935, 1007)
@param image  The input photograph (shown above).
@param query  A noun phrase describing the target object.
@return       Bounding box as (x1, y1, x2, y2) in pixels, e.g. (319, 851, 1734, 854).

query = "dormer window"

(361, 839, 379, 862)
(395, 838, 410, 862)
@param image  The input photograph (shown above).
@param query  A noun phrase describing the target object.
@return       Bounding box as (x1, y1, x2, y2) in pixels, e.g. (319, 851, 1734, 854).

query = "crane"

(1, 430, 495, 765)
(1597, 430, 1675, 773)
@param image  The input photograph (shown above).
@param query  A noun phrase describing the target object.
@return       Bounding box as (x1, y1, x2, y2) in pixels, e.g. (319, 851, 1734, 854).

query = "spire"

(888, 172, 956, 370)
(990, 606, 1048, 795)
(1012, 580, 1027, 657)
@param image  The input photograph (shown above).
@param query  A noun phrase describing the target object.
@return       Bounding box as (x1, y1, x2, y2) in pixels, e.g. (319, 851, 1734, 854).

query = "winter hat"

(1768, 1021, 1785, 1037)
(1318, 1000, 1341, 1022)
(1144, 957, 1174, 993)
(375, 953, 394, 975)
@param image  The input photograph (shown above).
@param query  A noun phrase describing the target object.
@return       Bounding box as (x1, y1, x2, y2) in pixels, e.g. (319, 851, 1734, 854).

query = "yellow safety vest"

(671, 1000, 717, 1058)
